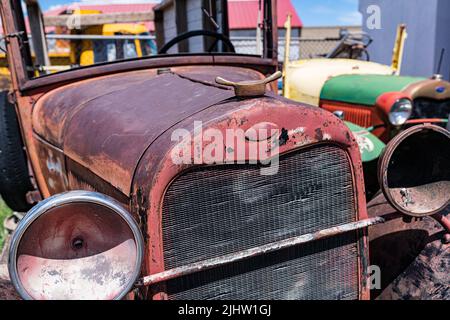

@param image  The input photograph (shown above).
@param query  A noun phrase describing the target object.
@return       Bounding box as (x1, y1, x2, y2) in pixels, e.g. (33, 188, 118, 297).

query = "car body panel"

(345, 121, 385, 162)
(284, 59, 393, 106)
(130, 95, 369, 299)
(320, 74, 426, 106)
(32, 66, 265, 194)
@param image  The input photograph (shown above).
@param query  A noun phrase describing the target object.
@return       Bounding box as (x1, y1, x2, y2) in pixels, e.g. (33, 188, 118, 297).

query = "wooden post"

(44, 12, 155, 27)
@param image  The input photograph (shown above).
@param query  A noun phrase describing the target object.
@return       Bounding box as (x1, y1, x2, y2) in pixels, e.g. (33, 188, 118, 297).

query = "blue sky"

(40, 0, 362, 27)
(292, 0, 361, 26)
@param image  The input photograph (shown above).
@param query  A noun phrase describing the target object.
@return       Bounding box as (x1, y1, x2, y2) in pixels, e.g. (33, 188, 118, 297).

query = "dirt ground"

(0, 264, 20, 300)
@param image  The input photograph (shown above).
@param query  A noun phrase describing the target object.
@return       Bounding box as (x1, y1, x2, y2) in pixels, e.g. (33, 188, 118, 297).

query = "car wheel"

(0, 91, 34, 212)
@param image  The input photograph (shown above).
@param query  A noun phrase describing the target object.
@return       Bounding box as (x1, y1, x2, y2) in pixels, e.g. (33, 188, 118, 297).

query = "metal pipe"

(136, 217, 384, 287)
(45, 34, 155, 40)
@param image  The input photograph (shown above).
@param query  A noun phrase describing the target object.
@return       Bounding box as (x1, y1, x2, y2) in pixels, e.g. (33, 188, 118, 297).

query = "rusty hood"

(32, 66, 265, 194)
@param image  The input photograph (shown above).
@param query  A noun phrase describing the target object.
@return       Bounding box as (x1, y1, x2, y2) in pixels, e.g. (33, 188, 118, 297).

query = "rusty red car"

(0, 0, 448, 300)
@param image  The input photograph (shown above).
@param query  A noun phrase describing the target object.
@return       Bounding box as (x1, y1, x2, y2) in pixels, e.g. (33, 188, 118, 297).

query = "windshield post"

(0, 0, 34, 86)
(263, 0, 278, 61)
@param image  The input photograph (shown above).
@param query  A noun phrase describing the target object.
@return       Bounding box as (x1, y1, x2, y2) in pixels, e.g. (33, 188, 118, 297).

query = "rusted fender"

(367, 193, 449, 300)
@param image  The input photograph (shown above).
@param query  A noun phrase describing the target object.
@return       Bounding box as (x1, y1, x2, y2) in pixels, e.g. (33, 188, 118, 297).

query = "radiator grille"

(162, 145, 358, 300)
(412, 98, 450, 120)
(322, 103, 373, 128)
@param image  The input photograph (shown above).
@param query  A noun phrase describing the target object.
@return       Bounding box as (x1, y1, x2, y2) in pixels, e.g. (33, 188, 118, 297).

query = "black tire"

(0, 91, 34, 212)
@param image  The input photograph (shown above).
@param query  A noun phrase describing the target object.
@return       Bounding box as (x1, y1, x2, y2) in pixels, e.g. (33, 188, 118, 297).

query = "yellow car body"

(284, 58, 393, 106)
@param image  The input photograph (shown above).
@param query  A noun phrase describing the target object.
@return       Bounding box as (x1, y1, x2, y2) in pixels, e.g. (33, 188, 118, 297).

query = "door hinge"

(1, 31, 26, 51)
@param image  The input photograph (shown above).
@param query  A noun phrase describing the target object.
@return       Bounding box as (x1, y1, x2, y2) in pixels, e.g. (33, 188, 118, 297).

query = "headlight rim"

(389, 98, 413, 126)
(8, 190, 144, 300)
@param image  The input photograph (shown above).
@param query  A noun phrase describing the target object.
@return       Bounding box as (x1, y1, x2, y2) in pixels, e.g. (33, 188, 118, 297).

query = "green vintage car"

(319, 74, 450, 143)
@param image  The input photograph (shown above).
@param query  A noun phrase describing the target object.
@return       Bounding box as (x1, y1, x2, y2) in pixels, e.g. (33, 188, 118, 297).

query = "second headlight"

(389, 98, 413, 126)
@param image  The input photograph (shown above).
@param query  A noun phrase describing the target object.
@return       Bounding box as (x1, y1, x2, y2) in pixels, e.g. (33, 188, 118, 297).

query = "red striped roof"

(45, 1, 302, 31)
(228, 0, 302, 29)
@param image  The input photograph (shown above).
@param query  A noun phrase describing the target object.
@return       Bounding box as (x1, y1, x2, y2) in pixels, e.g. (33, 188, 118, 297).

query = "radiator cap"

(215, 71, 282, 97)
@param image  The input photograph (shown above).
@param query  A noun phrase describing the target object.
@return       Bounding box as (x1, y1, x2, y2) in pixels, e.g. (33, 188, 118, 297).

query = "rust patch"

(135, 188, 149, 244)
(315, 128, 324, 141)
(278, 128, 289, 146)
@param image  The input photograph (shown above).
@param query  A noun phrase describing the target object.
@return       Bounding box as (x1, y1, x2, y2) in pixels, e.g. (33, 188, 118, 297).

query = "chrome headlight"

(8, 191, 144, 300)
(389, 98, 413, 126)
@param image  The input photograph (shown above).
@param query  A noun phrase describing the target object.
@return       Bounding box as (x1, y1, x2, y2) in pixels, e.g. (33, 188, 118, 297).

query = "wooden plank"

(43, 11, 155, 27)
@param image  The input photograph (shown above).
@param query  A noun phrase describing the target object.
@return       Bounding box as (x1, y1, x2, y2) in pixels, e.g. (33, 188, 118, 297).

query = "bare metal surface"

(17, 239, 137, 300)
(138, 217, 382, 287)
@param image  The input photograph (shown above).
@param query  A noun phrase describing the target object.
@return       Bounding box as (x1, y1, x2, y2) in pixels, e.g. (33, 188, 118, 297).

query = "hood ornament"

(215, 71, 282, 97)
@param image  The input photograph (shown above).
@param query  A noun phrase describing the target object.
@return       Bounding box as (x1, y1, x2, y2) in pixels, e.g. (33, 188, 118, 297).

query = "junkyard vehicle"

(282, 17, 407, 106)
(319, 74, 450, 142)
(0, 0, 449, 300)
(0, 7, 155, 86)
(282, 18, 449, 144)
(57, 9, 156, 66)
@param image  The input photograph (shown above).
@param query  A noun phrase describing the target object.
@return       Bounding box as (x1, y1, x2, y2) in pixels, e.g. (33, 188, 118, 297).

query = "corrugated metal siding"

(186, 0, 204, 52)
(163, 4, 178, 54)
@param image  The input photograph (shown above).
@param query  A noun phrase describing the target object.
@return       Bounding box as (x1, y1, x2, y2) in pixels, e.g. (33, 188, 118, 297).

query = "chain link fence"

(231, 37, 342, 62)
(3, 34, 341, 63)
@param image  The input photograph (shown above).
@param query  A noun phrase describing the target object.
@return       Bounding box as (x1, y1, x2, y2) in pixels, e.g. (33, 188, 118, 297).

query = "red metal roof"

(44, 1, 302, 31)
(228, 0, 302, 29)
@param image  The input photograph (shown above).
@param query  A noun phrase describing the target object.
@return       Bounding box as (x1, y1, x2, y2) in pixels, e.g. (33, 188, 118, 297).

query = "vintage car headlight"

(8, 191, 144, 300)
(378, 124, 450, 217)
(389, 98, 413, 125)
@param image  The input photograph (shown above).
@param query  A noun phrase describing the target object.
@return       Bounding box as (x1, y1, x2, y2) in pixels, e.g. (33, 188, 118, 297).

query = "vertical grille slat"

(162, 145, 359, 300)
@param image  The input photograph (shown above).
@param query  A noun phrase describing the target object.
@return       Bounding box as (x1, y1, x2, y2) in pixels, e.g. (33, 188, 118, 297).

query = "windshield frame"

(1, 0, 278, 92)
